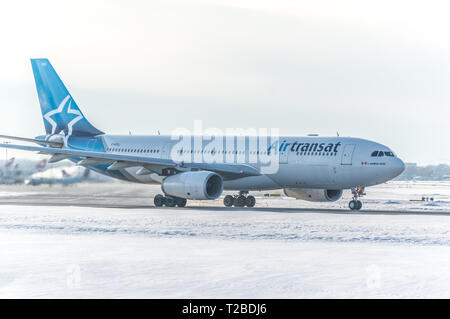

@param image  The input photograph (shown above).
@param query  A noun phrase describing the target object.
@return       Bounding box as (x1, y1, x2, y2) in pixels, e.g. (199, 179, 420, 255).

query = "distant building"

(394, 163, 450, 181)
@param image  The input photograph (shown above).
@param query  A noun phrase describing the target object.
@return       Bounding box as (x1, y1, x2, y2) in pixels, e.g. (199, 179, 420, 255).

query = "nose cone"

(392, 158, 406, 178)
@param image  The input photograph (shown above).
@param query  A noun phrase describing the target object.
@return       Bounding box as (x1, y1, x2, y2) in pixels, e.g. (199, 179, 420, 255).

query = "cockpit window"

(372, 150, 395, 157)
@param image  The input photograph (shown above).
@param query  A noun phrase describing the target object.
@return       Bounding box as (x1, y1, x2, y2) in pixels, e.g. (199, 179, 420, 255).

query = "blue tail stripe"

(31, 59, 103, 137)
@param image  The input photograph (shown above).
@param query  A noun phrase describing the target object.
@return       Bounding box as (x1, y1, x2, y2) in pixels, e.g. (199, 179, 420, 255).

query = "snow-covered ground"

(0, 181, 450, 298)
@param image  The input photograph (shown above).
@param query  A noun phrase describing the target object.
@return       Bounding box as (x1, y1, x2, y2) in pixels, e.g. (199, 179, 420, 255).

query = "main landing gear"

(348, 186, 365, 210)
(223, 191, 256, 208)
(154, 194, 187, 207)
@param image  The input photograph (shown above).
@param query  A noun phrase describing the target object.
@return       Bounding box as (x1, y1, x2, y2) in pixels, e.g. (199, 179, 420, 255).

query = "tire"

(245, 195, 256, 207)
(234, 195, 246, 207)
(176, 198, 187, 207)
(348, 200, 357, 210)
(165, 196, 176, 207)
(154, 194, 165, 207)
(356, 200, 362, 210)
(224, 195, 234, 207)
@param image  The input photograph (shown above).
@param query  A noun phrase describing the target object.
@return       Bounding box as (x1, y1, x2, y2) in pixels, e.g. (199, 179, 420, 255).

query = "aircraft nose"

(393, 158, 406, 177)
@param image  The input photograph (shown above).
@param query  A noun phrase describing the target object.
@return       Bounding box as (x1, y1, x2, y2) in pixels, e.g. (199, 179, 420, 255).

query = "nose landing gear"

(223, 191, 256, 207)
(348, 199, 362, 210)
(349, 186, 365, 210)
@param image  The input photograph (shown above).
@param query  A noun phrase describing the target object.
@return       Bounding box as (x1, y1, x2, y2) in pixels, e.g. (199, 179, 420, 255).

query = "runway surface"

(1, 201, 450, 217)
(0, 181, 449, 214)
(1, 181, 450, 298)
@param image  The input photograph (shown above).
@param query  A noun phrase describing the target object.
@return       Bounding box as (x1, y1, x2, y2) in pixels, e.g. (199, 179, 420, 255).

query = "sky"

(0, 0, 449, 165)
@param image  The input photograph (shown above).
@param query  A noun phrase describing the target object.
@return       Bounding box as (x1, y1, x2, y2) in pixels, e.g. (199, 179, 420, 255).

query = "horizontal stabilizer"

(0, 134, 63, 148)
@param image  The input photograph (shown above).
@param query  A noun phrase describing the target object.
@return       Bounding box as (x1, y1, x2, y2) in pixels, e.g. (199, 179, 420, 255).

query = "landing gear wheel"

(349, 200, 357, 210)
(224, 195, 234, 207)
(165, 196, 176, 207)
(245, 195, 256, 207)
(234, 195, 246, 207)
(349, 186, 366, 211)
(224, 191, 256, 208)
(176, 198, 187, 207)
(154, 194, 165, 207)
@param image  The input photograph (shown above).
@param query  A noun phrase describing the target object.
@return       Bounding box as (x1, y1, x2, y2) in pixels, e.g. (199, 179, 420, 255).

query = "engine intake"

(162, 171, 223, 200)
(283, 188, 343, 202)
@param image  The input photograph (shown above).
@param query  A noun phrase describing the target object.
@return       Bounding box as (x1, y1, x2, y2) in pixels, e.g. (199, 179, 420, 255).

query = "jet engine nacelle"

(283, 188, 343, 202)
(162, 171, 223, 200)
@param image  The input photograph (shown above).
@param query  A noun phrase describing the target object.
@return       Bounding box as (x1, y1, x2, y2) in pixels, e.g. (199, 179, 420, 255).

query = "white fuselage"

(81, 134, 405, 191)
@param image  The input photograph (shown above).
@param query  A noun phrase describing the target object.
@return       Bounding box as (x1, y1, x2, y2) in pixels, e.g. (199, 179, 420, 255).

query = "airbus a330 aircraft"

(0, 59, 405, 210)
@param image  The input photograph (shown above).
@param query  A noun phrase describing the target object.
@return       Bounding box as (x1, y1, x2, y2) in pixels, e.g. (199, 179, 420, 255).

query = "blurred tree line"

(395, 164, 450, 181)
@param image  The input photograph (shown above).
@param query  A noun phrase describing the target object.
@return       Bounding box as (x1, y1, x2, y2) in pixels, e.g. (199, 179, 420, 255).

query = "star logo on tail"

(43, 95, 83, 143)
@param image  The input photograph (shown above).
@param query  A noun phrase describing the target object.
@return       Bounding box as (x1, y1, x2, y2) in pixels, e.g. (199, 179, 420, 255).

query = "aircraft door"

(341, 144, 355, 165)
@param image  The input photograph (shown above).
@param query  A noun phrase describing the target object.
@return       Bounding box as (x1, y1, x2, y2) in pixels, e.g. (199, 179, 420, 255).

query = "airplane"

(0, 158, 47, 185)
(25, 167, 90, 186)
(4, 157, 15, 169)
(35, 159, 48, 170)
(0, 157, 24, 184)
(0, 59, 405, 210)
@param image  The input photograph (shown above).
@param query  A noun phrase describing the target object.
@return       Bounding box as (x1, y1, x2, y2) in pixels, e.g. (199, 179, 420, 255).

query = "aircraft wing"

(0, 142, 260, 179)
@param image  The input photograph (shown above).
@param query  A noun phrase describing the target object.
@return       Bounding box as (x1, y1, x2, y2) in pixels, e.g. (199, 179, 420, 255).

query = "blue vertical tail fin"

(31, 59, 103, 137)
